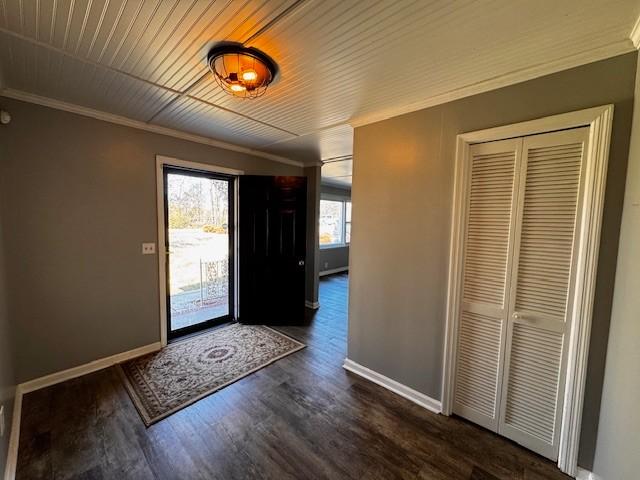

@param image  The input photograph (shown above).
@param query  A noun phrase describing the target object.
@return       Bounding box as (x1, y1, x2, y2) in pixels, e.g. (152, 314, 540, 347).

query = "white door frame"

(440, 105, 614, 477)
(155, 155, 244, 347)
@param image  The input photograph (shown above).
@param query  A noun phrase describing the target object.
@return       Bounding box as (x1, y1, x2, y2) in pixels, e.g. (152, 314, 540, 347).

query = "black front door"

(239, 176, 307, 325)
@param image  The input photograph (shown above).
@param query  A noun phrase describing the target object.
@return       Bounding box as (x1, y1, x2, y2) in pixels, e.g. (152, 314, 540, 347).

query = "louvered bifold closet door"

(453, 139, 521, 431)
(498, 127, 589, 460)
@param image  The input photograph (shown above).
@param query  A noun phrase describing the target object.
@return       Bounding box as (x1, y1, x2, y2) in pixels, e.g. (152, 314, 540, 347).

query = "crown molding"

(630, 14, 640, 49)
(321, 177, 352, 189)
(1, 34, 635, 168)
(0, 88, 305, 168)
(301, 161, 324, 168)
(322, 155, 353, 164)
(349, 39, 634, 128)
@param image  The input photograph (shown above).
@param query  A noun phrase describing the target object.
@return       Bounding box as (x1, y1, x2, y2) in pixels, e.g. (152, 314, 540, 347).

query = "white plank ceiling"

(322, 157, 353, 188)
(0, 0, 638, 176)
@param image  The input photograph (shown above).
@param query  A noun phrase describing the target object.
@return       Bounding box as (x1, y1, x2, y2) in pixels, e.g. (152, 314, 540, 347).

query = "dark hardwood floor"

(17, 273, 570, 479)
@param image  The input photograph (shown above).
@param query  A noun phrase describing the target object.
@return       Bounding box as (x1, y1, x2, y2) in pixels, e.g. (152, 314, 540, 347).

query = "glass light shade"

(208, 46, 276, 99)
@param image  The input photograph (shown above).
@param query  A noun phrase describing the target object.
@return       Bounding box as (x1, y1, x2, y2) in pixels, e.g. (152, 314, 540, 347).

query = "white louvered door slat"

(498, 127, 589, 460)
(453, 139, 521, 431)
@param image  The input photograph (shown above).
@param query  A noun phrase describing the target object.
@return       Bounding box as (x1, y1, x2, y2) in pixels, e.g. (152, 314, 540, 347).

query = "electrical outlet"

(0, 404, 5, 438)
(142, 243, 156, 255)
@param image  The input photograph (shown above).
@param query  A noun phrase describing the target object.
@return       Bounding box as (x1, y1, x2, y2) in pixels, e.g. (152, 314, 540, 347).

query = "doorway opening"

(163, 165, 235, 340)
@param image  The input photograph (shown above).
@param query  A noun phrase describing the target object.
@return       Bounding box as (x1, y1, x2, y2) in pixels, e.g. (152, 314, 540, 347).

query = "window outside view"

(166, 173, 230, 332)
(319, 199, 351, 246)
(345, 201, 352, 243)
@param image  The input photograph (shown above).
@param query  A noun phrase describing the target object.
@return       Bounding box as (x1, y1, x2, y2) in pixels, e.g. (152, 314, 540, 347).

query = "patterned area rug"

(118, 323, 305, 426)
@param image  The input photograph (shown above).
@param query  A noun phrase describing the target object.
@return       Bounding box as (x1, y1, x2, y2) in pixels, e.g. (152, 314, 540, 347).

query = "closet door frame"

(442, 105, 614, 477)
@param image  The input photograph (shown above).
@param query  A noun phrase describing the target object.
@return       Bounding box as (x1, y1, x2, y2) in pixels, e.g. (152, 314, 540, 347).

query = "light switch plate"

(142, 243, 156, 255)
(0, 404, 5, 437)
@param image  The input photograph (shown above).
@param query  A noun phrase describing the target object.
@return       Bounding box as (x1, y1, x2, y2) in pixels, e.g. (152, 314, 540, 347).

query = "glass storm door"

(164, 166, 234, 339)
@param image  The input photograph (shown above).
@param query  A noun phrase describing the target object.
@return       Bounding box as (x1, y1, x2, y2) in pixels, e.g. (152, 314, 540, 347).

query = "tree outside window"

(319, 199, 351, 246)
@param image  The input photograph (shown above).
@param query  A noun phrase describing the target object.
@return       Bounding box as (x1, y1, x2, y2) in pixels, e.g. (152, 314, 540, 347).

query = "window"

(345, 201, 352, 243)
(319, 198, 351, 247)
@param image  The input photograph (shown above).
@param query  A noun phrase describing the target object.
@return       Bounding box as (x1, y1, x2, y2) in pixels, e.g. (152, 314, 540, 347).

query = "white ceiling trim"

(349, 39, 634, 128)
(0, 88, 304, 167)
(322, 155, 352, 164)
(321, 177, 352, 189)
(324, 175, 351, 180)
(0, 26, 298, 138)
(0, 3, 637, 166)
(630, 14, 640, 49)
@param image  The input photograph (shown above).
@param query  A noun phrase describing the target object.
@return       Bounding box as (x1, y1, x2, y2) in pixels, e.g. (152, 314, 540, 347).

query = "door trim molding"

(441, 105, 614, 477)
(156, 155, 243, 346)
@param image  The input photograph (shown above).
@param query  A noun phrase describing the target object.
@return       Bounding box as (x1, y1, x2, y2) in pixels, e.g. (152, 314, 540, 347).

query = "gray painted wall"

(348, 52, 636, 469)
(319, 246, 349, 273)
(320, 184, 351, 273)
(0, 97, 302, 384)
(592, 51, 640, 480)
(0, 182, 15, 477)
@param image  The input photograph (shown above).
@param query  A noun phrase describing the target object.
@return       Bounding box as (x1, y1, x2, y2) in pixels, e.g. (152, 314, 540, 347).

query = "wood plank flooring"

(17, 273, 570, 479)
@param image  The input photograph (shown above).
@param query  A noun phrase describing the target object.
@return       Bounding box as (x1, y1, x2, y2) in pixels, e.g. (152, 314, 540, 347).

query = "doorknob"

(298, 260, 305, 266)
(513, 312, 521, 319)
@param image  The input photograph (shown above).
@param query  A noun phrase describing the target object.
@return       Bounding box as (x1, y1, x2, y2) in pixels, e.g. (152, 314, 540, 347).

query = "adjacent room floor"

(16, 273, 569, 479)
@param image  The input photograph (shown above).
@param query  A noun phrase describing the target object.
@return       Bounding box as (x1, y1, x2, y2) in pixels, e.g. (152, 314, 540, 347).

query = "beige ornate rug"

(118, 323, 305, 426)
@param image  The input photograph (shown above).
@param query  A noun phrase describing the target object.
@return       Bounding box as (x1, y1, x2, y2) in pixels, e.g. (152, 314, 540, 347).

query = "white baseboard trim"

(305, 300, 320, 309)
(3, 341, 162, 480)
(576, 467, 602, 480)
(4, 388, 22, 480)
(319, 266, 348, 277)
(19, 342, 162, 394)
(4, 342, 161, 480)
(343, 358, 442, 414)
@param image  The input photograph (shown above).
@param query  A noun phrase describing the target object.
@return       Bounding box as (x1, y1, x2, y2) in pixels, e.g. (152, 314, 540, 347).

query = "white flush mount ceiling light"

(207, 43, 278, 99)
